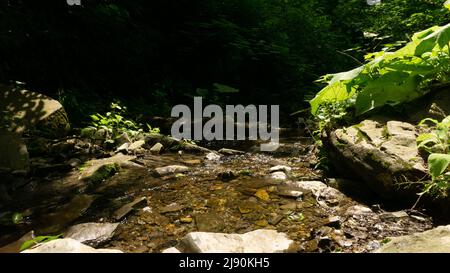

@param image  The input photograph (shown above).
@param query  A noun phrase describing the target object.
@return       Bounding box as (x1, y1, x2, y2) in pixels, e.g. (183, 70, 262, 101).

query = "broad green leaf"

(355, 71, 420, 115)
(428, 153, 450, 179)
(327, 66, 364, 85)
(412, 26, 441, 41)
(90, 115, 100, 121)
(310, 81, 356, 114)
(417, 133, 438, 143)
(440, 116, 450, 128)
(415, 24, 450, 55)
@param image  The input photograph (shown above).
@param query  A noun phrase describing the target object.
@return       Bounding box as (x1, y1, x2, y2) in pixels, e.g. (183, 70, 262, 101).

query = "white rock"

(63, 223, 119, 247)
(142, 206, 152, 213)
(285, 181, 345, 205)
(149, 143, 164, 154)
(128, 140, 145, 151)
(269, 165, 292, 173)
(288, 181, 328, 193)
(21, 238, 123, 253)
(181, 229, 293, 253)
(116, 142, 130, 153)
(270, 171, 288, 180)
(153, 165, 189, 177)
(345, 205, 373, 216)
(162, 247, 181, 253)
(205, 152, 221, 161)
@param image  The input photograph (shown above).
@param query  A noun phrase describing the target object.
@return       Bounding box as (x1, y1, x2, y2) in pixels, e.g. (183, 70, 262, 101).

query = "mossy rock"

(84, 163, 119, 184)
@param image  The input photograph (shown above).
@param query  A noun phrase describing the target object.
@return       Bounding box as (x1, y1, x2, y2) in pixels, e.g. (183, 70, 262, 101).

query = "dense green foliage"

(1, 1, 448, 123)
(0, 0, 360, 119)
(86, 102, 159, 144)
(417, 116, 450, 196)
(310, 22, 450, 129)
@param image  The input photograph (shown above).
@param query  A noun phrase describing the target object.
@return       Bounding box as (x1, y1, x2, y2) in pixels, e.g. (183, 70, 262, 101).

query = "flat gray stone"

(128, 140, 145, 151)
(153, 165, 189, 177)
(63, 223, 119, 247)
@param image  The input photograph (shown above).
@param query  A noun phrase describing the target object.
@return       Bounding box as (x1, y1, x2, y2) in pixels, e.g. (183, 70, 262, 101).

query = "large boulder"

(326, 119, 427, 200)
(376, 225, 450, 253)
(0, 84, 70, 138)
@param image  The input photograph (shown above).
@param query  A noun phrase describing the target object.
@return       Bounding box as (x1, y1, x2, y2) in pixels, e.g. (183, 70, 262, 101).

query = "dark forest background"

(0, 0, 448, 124)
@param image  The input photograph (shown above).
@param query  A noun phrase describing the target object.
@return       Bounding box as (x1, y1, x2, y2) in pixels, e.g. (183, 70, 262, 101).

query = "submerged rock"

(269, 165, 292, 173)
(79, 153, 142, 183)
(326, 119, 427, 200)
(179, 229, 294, 253)
(113, 197, 147, 221)
(152, 165, 189, 177)
(345, 205, 374, 216)
(218, 148, 245, 155)
(376, 225, 450, 253)
(21, 238, 123, 253)
(63, 223, 119, 247)
(36, 194, 96, 234)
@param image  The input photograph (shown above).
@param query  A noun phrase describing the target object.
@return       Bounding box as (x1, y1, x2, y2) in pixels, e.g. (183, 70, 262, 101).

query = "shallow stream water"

(0, 131, 435, 253)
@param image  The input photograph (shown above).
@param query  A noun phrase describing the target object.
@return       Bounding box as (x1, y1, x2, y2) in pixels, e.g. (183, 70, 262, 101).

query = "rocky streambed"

(0, 131, 438, 253)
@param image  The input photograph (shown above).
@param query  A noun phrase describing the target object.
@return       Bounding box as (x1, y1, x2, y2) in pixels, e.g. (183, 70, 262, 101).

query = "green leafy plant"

(417, 115, 450, 197)
(88, 102, 159, 142)
(19, 234, 63, 252)
(310, 4, 450, 123)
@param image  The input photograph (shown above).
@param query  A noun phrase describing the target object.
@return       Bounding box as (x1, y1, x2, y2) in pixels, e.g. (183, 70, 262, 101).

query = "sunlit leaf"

(428, 153, 450, 179)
